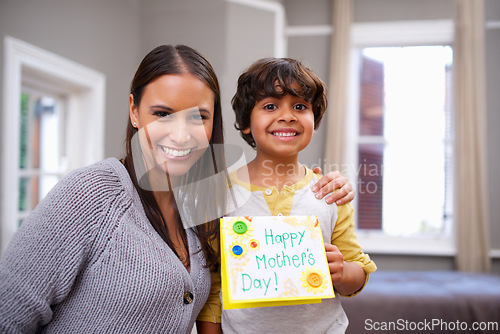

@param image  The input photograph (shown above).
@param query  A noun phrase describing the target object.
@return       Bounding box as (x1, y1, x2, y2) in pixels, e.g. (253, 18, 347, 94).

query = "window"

(1, 37, 105, 253)
(17, 89, 68, 225)
(347, 21, 455, 254)
(357, 45, 453, 235)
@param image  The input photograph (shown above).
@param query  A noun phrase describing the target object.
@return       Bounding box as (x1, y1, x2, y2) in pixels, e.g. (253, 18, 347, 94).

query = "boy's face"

(243, 92, 315, 159)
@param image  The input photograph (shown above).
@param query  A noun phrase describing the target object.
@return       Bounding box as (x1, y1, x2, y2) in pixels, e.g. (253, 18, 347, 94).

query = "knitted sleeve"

(0, 162, 123, 333)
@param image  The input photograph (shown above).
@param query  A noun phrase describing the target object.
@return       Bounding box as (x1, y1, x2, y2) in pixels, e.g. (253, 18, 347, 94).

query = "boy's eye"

(263, 104, 277, 111)
(294, 104, 308, 111)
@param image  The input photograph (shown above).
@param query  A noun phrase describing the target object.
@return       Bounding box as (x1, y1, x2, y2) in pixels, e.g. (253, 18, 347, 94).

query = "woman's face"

(129, 73, 214, 178)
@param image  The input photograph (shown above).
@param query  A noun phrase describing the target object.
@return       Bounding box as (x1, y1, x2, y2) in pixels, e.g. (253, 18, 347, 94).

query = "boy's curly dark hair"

(232, 57, 328, 148)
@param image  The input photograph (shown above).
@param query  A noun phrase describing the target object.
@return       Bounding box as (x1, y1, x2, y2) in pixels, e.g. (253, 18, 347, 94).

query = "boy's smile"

(271, 128, 298, 139)
(243, 94, 315, 160)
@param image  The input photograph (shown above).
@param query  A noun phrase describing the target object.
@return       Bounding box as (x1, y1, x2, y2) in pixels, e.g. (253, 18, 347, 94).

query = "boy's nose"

(279, 108, 297, 122)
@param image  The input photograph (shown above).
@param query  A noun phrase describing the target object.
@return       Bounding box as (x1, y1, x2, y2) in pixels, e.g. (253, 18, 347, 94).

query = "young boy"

(222, 58, 377, 333)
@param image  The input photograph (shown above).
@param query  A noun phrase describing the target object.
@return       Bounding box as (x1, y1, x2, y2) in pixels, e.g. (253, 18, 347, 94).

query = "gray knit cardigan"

(0, 158, 210, 333)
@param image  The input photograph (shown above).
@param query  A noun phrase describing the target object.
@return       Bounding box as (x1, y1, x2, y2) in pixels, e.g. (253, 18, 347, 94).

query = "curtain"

(324, 0, 352, 171)
(454, 0, 490, 272)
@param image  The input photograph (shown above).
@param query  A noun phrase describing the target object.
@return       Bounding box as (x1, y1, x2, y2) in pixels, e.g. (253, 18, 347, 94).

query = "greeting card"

(220, 215, 335, 309)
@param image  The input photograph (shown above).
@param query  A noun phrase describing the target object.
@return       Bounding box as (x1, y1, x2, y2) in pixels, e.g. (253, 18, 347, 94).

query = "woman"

(0, 45, 353, 333)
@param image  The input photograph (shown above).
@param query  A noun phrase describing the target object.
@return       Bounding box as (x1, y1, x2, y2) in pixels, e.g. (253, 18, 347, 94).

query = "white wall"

(0, 0, 142, 160)
(139, 0, 227, 78)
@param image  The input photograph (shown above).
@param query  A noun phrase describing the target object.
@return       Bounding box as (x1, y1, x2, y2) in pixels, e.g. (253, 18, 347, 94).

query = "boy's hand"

(324, 243, 345, 285)
(196, 321, 221, 334)
(324, 243, 367, 296)
(311, 168, 354, 205)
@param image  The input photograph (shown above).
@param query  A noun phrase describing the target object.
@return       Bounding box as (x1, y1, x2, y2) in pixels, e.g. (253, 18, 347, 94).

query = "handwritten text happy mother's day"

(221, 216, 334, 309)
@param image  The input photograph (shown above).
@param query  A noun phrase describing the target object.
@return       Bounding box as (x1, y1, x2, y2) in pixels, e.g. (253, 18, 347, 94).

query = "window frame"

(1, 37, 105, 253)
(18, 87, 67, 217)
(346, 20, 456, 256)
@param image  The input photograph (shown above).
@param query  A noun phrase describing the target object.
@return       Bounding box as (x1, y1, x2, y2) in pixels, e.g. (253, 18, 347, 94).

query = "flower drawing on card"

(229, 241, 248, 259)
(225, 217, 254, 241)
(300, 267, 328, 294)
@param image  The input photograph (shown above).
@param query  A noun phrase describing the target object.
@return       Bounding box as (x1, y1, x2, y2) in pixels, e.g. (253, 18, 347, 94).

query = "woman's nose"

(169, 119, 191, 144)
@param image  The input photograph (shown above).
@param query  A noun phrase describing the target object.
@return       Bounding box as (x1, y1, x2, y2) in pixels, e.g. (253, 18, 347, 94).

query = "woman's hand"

(312, 168, 354, 205)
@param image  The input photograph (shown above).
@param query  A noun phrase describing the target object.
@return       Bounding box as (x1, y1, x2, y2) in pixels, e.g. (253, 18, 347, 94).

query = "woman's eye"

(190, 113, 205, 122)
(154, 111, 173, 119)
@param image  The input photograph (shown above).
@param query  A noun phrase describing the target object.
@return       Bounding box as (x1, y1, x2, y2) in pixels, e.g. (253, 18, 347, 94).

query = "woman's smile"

(158, 145, 197, 160)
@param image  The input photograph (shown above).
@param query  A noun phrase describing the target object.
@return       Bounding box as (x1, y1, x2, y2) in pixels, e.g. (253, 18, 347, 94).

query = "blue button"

(232, 245, 243, 255)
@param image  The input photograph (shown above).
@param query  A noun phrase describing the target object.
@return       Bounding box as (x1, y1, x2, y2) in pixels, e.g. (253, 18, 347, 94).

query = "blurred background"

(0, 0, 499, 274)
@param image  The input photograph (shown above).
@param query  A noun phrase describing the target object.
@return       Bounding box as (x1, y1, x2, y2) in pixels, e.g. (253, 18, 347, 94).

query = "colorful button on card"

(233, 221, 248, 234)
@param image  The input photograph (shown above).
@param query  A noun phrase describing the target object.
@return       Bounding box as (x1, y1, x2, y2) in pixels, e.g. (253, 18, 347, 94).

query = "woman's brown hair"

(123, 45, 225, 269)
